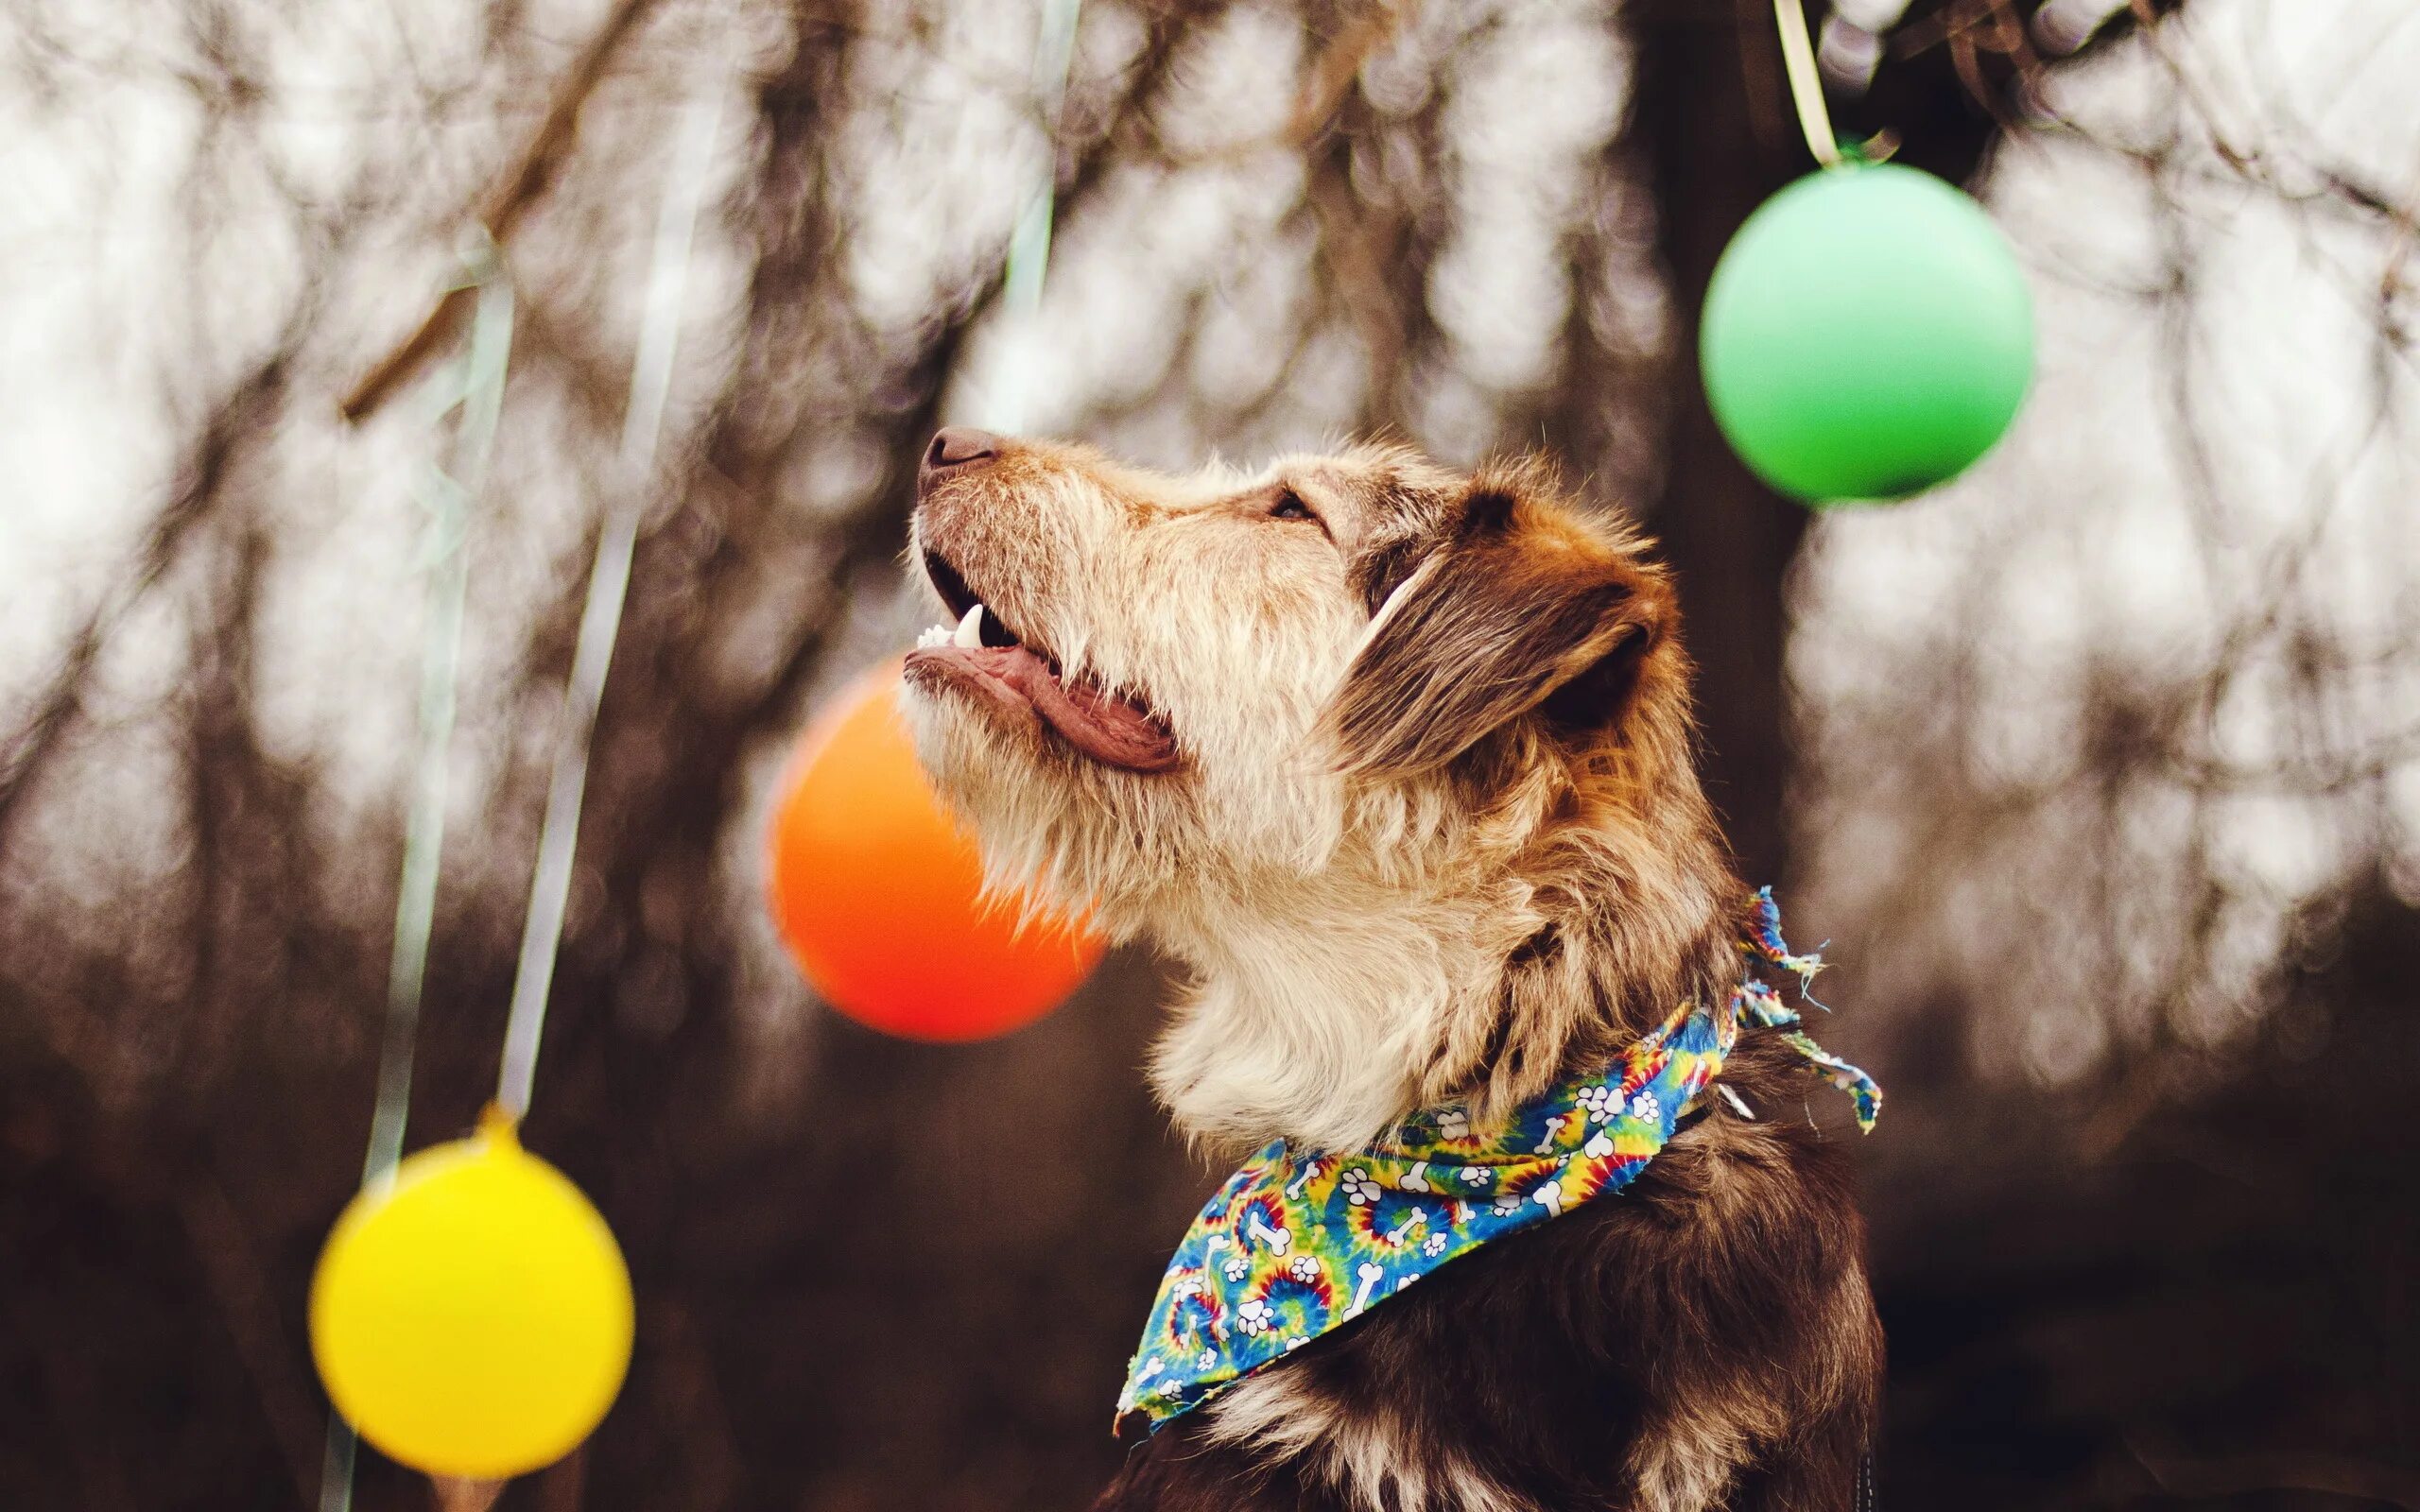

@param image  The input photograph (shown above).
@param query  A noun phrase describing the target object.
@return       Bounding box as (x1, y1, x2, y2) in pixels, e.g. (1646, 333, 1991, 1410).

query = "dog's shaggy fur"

(900, 434, 1882, 1512)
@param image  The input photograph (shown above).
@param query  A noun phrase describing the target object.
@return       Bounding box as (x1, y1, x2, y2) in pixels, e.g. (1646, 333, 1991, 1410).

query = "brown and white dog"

(899, 428, 1882, 1512)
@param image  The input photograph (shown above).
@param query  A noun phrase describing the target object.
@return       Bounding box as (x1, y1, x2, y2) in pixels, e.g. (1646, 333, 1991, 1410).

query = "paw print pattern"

(1575, 1083, 1620, 1122)
(1491, 1192, 1526, 1216)
(1422, 1230, 1449, 1259)
(1221, 1249, 1252, 1281)
(1629, 1090, 1662, 1125)
(1340, 1168, 1383, 1207)
(1288, 1254, 1321, 1283)
(1435, 1108, 1471, 1142)
(1460, 1166, 1491, 1187)
(1196, 1348, 1219, 1371)
(1235, 1298, 1276, 1336)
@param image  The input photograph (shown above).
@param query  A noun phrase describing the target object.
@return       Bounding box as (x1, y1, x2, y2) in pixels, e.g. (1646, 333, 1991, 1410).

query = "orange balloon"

(766, 661, 1102, 1040)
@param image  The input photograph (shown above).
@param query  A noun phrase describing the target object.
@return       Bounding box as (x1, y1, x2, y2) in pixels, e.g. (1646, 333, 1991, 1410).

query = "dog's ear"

(1327, 478, 1666, 779)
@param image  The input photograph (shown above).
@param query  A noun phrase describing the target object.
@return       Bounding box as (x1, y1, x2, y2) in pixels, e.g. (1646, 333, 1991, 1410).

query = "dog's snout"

(922, 427, 1003, 486)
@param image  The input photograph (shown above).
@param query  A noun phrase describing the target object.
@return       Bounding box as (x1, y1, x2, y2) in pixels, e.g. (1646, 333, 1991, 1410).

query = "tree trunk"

(1626, 0, 1812, 887)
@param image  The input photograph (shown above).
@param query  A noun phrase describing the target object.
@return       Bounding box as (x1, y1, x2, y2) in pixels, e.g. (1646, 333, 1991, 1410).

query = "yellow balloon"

(310, 1109, 634, 1481)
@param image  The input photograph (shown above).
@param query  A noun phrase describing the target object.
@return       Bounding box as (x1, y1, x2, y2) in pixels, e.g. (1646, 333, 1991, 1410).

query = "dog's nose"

(922, 427, 1003, 481)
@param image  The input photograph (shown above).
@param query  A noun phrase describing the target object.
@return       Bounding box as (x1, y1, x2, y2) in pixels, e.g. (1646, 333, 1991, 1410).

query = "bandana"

(1115, 888, 1878, 1435)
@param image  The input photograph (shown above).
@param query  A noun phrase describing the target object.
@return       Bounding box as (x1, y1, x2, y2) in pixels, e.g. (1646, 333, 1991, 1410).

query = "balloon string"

(495, 64, 728, 1123)
(320, 230, 516, 1512)
(367, 239, 517, 1187)
(981, 0, 1084, 433)
(319, 51, 721, 1512)
(1772, 0, 1844, 167)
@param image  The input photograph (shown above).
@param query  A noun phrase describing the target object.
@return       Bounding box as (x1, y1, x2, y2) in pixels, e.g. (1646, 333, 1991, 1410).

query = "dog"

(899, 427, 1883, 1512)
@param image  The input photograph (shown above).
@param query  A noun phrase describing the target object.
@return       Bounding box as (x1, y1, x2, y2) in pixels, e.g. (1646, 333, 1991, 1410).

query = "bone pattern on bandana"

(1115, 888, 1879, 1435)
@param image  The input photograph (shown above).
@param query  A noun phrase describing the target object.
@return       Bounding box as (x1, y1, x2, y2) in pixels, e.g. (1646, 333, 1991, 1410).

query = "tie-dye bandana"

(1115, 887, 1879, 1435)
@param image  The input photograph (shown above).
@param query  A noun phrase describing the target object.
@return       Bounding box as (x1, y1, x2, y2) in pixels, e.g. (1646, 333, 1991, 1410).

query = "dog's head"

(903, 429, 1736, 1147)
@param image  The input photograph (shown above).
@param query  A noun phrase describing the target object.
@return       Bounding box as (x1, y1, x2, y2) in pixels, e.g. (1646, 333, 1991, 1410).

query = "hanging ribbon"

(980, 0, 1085, 433)
(319, 55, 727, 1512)
(495, 77, 726, 1122)
(1773, 0, 1845, 167)
(320, 229, 515, 1512)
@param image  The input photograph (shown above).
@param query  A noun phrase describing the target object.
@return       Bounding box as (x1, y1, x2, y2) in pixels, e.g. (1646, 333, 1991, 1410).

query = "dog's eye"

(1269, 491, 1319, 524)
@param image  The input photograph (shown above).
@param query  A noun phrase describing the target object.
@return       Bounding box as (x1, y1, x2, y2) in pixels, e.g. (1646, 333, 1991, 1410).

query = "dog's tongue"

(909, 644, 1181, 774)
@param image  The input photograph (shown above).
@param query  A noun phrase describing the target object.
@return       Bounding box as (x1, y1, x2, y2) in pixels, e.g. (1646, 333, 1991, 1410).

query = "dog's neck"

(1138, 782, 1744, 1155)
(1147, 877, 1508, 1154)
(1142, 867, 1731, 1155)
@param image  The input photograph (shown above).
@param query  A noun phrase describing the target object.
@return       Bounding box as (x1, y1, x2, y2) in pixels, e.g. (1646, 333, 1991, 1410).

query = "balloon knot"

(476, 1103, 522, 1145)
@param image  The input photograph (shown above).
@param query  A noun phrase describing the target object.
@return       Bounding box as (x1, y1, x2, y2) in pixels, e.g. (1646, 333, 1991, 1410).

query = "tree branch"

(338, 0, 666, 422)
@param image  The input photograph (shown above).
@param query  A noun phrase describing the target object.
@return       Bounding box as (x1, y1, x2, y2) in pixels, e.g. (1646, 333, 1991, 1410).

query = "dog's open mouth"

(904, 548, 1182, 775)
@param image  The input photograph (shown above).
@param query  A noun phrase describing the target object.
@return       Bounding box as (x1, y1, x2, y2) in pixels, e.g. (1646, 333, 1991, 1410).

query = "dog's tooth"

(952, 603, 985, 650)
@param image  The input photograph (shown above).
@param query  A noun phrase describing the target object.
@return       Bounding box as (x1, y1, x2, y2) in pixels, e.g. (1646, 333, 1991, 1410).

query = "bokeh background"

(5, 0, 2418, 1507)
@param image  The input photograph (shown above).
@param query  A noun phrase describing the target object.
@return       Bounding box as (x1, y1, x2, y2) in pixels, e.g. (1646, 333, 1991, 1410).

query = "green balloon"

(1700, 162, 2034, 506)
